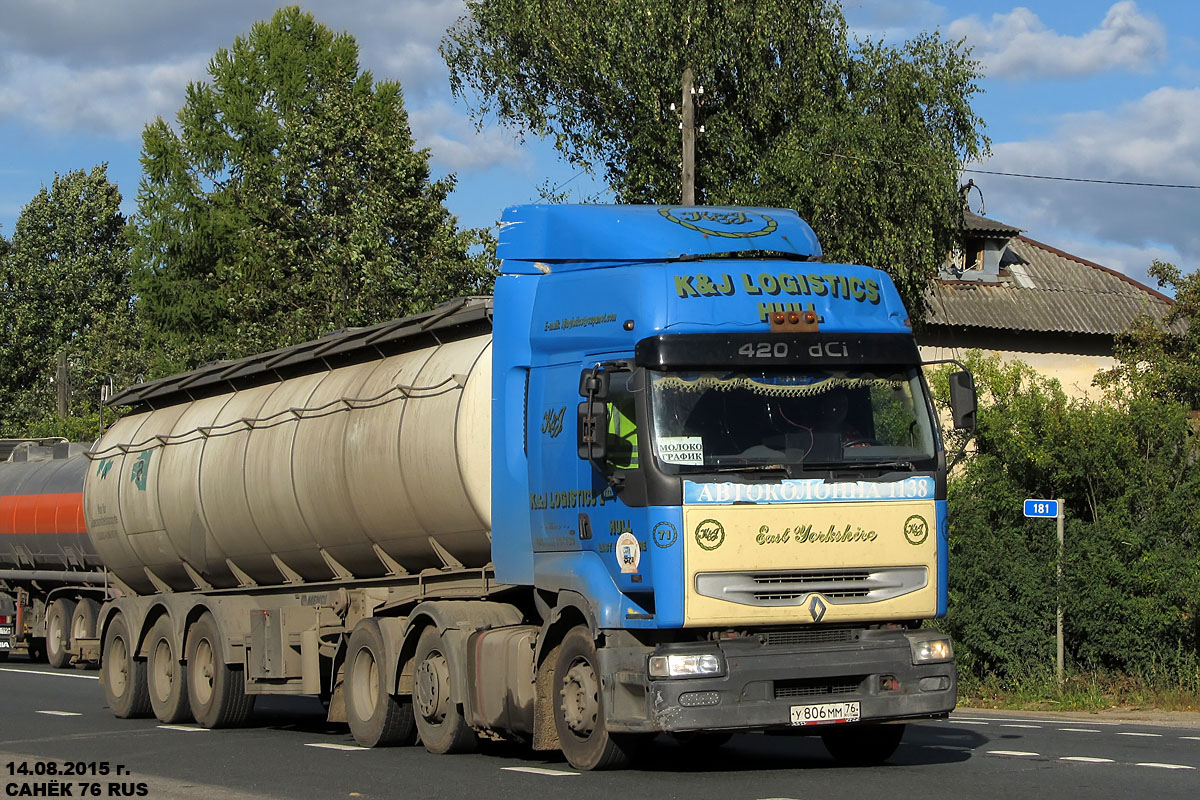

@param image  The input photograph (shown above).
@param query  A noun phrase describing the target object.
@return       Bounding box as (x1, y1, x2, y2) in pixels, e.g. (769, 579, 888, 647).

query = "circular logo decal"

(904, 515, 929, 546)
(653, 521, 678, 548)
(658, 207, 778, 239)
(694, 518, 726, 551)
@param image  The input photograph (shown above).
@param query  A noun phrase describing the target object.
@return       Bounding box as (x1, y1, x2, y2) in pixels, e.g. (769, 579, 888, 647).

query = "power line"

(813, 148, 1200, 191)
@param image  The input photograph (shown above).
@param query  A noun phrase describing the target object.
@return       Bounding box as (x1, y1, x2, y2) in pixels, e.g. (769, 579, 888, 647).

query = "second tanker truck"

(75, 204, 974, 769)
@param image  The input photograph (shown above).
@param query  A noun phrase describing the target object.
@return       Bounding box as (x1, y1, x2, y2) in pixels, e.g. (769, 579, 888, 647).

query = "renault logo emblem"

(809, 596, 827, 623)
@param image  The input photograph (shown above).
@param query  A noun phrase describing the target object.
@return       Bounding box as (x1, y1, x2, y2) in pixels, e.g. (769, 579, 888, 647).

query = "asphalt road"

(1, 657, 1197, 800)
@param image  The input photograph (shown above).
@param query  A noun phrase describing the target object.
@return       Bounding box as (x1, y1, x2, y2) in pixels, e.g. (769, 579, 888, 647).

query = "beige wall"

(920, 344, 1116, 400)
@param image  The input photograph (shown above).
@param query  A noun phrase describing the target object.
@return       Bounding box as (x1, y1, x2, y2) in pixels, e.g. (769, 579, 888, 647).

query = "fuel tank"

(0, 441, 98, 573)
(84, 299, 494, 594)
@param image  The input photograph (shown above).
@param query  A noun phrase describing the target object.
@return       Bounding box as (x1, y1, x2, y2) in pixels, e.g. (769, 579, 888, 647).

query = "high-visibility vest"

(607, 399, 639, 469)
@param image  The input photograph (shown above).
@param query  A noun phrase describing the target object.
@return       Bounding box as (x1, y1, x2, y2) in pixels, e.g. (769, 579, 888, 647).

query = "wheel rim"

(414, 649, 450, 722)
(107, 635, 129, 698)
(49, 610, 65, 648)
(350, 647, 379, 718)
(193, 637, 215, 706)
(151, 639, 174, 703)
(560, 656, 599, 739)
(71, 614, 86, 641)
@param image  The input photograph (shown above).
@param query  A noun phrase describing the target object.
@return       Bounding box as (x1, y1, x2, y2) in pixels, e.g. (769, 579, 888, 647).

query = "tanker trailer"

(86, 205, 970, 770)
(1, 439, 109, 665)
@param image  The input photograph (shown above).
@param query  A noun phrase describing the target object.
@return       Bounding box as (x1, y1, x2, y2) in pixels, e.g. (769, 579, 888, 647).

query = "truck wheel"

(46, 598, 77, 668)
(186, 613, 255, 728)
(71, 598, 100, 641)
(147, 617, 191, 724)
(346, 619, 416, 747)
(821, 723, 906, 765)
(553, 626, 635, 771)
(412, 627, 477, 754)
(102, 613, 151, 718)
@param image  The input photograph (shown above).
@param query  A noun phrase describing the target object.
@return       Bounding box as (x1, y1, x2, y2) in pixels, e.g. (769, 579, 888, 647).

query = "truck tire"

(71, 598, 100, 641)
(412, 627, 477, 754)
(553, 625, 635, 771)
(186, 613, 254, 728)
(821, 723, 905, 765)
(147, 617, 191, 724)
(346, 619, 416, 747)
(102, 613, 151, 718)
(46, 598, 77, 668)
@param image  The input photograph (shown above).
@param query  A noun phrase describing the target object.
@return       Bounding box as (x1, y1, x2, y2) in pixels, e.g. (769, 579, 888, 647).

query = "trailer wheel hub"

(414, 650, 450, 722)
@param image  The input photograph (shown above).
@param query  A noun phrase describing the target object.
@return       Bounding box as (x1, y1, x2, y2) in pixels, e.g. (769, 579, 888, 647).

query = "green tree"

(0, 165, 140, 435)
(442, 0, 987, 318)
(1097, 260, 1200, 408)
(135, 6, 493, 373)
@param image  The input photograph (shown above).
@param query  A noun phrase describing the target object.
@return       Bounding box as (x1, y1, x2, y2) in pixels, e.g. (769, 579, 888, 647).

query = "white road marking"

(1060, 756, 1114, 763)
(1117, 732, 1162, 738)
(501, 767, 580, 777)
(1136, 762, 1195, 770)
(953, 715, 1117, 726)
(0, 667, 98, 680)
(304, 743, 365, 751)
(36, 710, 82, 716)
(1000, 724, 1041, 729)
(158, 725, 207, 732)
(1180, 736, 1200, 742)
(1060, 728, 1101, 733)
(987, 750, 1040, 757)
(947, 720, 989, 725)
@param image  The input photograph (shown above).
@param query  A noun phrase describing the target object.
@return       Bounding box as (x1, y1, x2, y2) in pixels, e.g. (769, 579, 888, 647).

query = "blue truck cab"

(491, 205, 967, 764)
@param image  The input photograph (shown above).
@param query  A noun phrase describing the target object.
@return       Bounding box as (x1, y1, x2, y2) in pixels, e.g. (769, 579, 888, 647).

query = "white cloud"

(975, 86, 1200, 275)
(949, 1, 1165, 80)
(409, 101, 527, 173)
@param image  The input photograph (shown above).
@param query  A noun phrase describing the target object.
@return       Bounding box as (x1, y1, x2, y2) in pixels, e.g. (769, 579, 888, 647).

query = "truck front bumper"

(598, 628, 955, 733)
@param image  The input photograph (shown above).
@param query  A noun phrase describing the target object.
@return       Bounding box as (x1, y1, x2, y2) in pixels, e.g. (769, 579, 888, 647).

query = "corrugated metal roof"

(963, 209, 1022, 236)
(926, 236, 1179, 336)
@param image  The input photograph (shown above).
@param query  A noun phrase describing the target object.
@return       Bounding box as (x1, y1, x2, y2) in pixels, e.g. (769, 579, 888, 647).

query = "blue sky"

(1, 1, 1196, 288)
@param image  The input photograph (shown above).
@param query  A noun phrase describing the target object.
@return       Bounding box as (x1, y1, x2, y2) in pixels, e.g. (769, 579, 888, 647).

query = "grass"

(958, 670, 1200, 712)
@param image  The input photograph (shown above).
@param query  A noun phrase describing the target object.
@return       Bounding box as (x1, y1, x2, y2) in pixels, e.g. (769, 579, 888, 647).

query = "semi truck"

(23, 205, 976, 770)
(0, 439, 109, 665)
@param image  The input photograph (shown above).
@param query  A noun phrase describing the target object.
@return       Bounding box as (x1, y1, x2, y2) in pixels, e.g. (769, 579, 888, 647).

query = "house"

(918, 209, 1178, 398)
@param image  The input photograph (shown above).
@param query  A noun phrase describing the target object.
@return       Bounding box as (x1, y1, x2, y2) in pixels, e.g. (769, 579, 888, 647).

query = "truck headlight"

(649, 653, 724, 678)
(911, 637, 953, 664)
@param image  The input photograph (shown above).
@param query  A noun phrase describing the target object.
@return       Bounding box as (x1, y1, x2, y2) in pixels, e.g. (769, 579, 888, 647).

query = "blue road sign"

(1024, 499, 1060, 518)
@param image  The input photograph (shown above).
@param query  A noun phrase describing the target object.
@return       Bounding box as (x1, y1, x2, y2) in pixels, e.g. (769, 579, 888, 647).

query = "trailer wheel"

(46, 598, 76, 668)
(71, 598, 100, 641)
(412, 627, 477, 754)
(186, 613, 254, 728)
(821, 723, 905, 765)
(553, 626, 635, 771)
(147, 617, 191, 724)
(346, 619, 416, 747)
(102, 613, 151, 718)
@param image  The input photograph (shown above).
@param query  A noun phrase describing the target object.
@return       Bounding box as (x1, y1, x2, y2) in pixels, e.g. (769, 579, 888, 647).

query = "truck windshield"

(647, 368, 937, 473)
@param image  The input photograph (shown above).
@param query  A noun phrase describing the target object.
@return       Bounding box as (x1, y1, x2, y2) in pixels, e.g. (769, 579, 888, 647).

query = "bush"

(938, 353, 1200, 687)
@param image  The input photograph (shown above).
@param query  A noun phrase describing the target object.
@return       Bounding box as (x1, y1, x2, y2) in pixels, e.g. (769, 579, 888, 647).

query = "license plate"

(790, 701, 860, 726)
(0, 625, 11, 636)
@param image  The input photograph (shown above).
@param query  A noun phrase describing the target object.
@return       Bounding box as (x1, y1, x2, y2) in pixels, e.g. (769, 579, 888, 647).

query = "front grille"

(774, 677, 863, 699)
(763, 628, 857, 647)
(695, 566, 927, 607)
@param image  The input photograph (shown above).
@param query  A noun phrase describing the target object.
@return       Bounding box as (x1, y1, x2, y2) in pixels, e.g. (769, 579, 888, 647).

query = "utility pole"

(681, 67, 695, 205)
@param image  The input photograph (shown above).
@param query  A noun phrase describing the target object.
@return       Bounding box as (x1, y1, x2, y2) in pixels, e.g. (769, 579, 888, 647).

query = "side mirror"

(577, 400, 609, 460)
(948, 371, 977, 431)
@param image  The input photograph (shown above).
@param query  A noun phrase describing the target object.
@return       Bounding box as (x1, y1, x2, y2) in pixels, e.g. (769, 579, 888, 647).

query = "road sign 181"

(1024, 499, 1059, 518)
